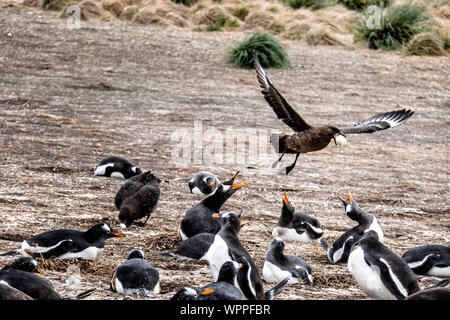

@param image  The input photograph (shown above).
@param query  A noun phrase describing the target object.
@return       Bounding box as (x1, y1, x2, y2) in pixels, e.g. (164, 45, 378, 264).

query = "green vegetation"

(354, 1, 434, 50)
(286, 0, 337, 10)
(338, 0, 390, 11)
(232, 7, 250, 21)
(196, 14, 239, 31)
(227, 31, 291, 69)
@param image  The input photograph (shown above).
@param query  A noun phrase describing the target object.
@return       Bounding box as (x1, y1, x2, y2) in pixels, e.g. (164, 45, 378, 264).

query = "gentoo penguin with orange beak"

(1, 223, 124, 260)
(320, 192, 383, 263)
(179, 171, 247, 240)
(272, 192, 324, 243)
(188, 171, 220, 196)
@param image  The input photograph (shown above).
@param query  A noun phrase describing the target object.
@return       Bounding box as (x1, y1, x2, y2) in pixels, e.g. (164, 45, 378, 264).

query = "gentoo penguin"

(253, 52, 414, 174)
(94, 155, 142, 179)
(171, 261, 243, 300)
(179, 171, 247, 240)
(0, 258, 96, 300)
(188, 171, 220, 196)
(197, 261, 244, 300)
(272, 192, 323, 243)
(347, 231, 420, 300)
(321, 193, 384, 263)
(263, 237, 313, 285)
(115, 171, 161, 228)
(0, 280, 33, 300)
(212, 212, 289, 300)
(405, 287, 450, 300)
(401, 245, 450, 278)
(1, 223, 124, 260)
(111, 249, 160, 297)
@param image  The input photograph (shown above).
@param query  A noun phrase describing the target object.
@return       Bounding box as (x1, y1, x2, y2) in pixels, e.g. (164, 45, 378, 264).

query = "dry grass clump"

(406, 31, 448, 55)
(244, 9, 277, 29)
(306, 24, 345, 45)
(133, 0, 191, 27)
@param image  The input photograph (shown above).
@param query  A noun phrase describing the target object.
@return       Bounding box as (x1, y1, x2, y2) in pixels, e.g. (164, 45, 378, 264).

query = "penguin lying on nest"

(263, 236, 313, 285)
(347, 231, 448, 300)
(0, 223, 124, 260)
(272, 192, 324, 243)
(93, 156, 142, 179)
(401, 244, 450, 278)
(171, 261, 244, 300)
(0, 258, 96, 300)
(111, 249, 160, 297)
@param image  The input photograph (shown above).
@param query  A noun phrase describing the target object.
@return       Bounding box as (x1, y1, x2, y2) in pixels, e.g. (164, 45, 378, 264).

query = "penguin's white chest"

(202, 236, 233, 281)
(60, 247, 104, 260)
(273, 227, 315, 243)
(348, 247, 396, 300)
(262, 261, 298, 284)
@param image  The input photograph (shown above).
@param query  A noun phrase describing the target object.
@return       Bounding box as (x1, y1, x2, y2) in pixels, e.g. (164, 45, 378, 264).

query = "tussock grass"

(338, 0, 390, 11)
(227, 31, 291, 69)
(286, 0, 337, 10)
(406, 31, 448, 55)
(354, 1, 434, 50)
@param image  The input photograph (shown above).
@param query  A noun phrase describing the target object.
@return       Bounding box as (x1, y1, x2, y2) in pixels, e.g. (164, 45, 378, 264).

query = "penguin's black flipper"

(406, 254, 440, 275)
(0, 250, 19, 256)
(64, 288, 97, 300)
(264, 277, 289, 300)
(363, 254, 407, 300)
(424, 279, 449, 290)
(320, 238, 334, 261)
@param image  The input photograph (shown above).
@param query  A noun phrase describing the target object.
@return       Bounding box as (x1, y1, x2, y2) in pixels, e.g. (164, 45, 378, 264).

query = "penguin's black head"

(3, 257, 43, 274)
(128, 249, 144, 260)
(188, 171, 219, 196)
(361, 230, 380, 241)
(213, 211, 247, 234)
(218, 171, 247, 196)
(281, 192, 295, 216)
(85, 223, 124, 241)
(270, 237, 286, 252)
(171, 287, 199, 301)
(118, 207, 134, 228)
(338, 192, 366, 221)
(141, 171, 161, 185)
(217, 261, 241, 283)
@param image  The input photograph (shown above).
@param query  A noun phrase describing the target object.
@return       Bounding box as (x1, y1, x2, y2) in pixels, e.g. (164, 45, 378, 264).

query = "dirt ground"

(0, 5, 449, 300)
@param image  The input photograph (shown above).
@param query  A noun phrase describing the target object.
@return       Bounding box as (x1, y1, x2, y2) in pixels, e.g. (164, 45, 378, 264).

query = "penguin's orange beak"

(231, 172, 248, 189)
(37, 269, 44, 275)
(240, 221, 249, 226)
(348, 192, 352, 203)
(113, 232, 124, 238)
(282, 192, 290, 204)
(212, 213, 220, 219)
(201, 289, 214, 295)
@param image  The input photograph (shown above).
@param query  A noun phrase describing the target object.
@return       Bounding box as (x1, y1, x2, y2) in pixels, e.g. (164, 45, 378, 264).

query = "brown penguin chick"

(253, 52, 414, 175)
(118, 172, 161, 228)
(115, 171, 156, 210)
